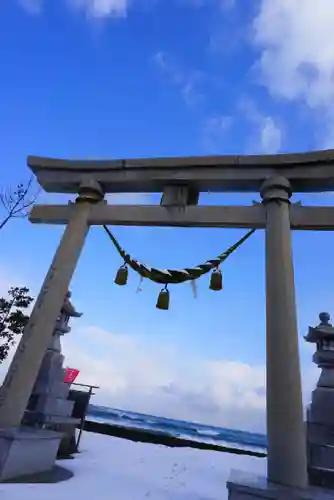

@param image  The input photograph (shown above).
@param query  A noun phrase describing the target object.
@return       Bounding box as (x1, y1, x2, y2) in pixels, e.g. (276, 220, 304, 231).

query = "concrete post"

(0, 180, 104, 428)
(260, 177, 308, 489)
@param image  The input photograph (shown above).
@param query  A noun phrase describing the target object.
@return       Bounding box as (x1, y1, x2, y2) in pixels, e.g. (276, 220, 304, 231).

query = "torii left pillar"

(0, 179, 104, 481)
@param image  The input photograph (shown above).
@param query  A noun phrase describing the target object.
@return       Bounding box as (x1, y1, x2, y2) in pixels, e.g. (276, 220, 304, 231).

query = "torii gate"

(1, 150, 334, 494)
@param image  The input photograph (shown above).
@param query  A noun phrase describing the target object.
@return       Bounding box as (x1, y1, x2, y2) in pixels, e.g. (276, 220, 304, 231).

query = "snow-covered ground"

(0, 431, 266, 500)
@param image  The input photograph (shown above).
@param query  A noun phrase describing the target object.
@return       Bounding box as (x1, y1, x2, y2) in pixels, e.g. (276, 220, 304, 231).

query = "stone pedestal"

(24, 351, 75, 426)
(227, 470, 333, 499)
(0, 427, 62, 481)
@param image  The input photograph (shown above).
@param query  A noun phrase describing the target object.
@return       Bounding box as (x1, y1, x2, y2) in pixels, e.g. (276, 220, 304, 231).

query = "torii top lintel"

(27, 148, 334, 194)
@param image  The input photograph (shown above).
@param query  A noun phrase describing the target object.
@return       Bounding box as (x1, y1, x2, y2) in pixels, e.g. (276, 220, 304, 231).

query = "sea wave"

(196, 429, 221, 437)
(87, 405, 267, 453)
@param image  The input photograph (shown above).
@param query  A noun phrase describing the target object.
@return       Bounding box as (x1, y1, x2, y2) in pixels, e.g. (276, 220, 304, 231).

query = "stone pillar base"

(227, 470, 333, 499)
(57, 423, 78, 458)
(0, 427, 63, 481)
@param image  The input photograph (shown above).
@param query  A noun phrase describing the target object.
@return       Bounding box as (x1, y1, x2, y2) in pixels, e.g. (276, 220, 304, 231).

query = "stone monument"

(23, 291, 82, 457)
(305, 312, 334, 489)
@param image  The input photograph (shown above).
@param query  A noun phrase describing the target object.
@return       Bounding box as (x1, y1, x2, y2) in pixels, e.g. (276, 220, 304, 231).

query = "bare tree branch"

(0, 176, 40, 231)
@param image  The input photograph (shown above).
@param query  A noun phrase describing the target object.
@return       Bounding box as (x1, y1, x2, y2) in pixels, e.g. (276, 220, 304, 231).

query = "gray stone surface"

(0, 427, 62, 482)
(307, 422, 334, 447)
(260, 177, 307, 488)
(35, 395, 74, 417)
(227, 470, 334, 499)
(27, 149, 334, 194)
(311, 445, 334, 469)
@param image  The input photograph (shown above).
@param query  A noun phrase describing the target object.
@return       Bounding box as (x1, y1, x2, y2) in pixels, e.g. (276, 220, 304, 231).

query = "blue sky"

(0, 0, 334, 432)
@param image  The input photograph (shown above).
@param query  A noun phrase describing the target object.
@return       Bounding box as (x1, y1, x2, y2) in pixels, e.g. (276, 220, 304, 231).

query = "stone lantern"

(23, 291, 82, 453)
(305, 312, 334, 488)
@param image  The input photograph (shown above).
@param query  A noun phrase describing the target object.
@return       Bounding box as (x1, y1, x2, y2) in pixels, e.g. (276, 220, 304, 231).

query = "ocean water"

(87, 405, 267, 454)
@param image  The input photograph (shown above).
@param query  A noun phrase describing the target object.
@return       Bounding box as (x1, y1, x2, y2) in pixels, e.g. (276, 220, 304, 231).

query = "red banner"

(64, 367, 80, 384)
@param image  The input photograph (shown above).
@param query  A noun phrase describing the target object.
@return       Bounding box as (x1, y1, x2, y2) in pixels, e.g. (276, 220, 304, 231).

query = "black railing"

(69, 383, 100, 448)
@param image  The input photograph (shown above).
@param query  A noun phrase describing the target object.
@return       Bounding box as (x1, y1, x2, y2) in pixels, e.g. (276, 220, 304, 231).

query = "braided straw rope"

(103, 225, 255, 285)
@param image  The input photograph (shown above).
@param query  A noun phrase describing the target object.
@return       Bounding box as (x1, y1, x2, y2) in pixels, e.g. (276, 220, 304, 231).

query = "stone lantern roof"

(62, 291, 82, 318)
(305, 313, 334, 368)
(53, 291, 82, 337)
(304, 312, 334, 346)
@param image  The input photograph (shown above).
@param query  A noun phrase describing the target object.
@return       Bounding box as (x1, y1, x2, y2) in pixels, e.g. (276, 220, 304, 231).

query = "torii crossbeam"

(30, 203, 334, 230)
(27, 149, 334, 193)
(1, 149, 334, 496)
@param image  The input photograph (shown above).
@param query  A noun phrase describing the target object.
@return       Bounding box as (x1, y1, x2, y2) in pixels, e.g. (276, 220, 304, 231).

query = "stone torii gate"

(1, 150, 334, 497)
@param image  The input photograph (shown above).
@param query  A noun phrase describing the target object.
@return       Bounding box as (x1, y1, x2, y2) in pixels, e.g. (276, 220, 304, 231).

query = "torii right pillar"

(227, 178, 331, 499)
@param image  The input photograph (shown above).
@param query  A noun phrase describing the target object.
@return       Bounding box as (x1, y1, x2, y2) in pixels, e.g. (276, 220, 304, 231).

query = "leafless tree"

(0, 177, 40, 231)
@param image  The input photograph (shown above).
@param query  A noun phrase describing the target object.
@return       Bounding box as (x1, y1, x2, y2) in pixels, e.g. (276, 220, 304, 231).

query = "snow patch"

(0, 431, 266, 499)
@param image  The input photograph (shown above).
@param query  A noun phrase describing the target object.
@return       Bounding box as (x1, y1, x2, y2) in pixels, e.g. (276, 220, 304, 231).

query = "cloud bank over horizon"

(0, 259, 318, 435)
(0, 317, 318, 433)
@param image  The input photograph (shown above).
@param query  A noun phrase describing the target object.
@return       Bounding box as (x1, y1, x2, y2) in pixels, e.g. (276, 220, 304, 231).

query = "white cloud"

(0, 257, 267, 433)
(253, 0, 334, 147)
(60, 323, 317, 432)
(69, 0, 128, 18)
(237, 97, 282, 154)
(18, 0, 42, 14)
(259, 116, 282, 154)
(153, 52, 206, 108)
(179, 0, 235, 9)
(0, 321, 267, 432)
(201, 115, 233, 152)
(1, 321, 314, 432)
(202, 99, 282, 154)
(19, 0, 129, 18)
(61, 324, 268, 431)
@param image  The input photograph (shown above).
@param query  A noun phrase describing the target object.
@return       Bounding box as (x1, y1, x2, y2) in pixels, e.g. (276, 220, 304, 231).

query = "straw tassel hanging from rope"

(103, 225, 255, 310)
